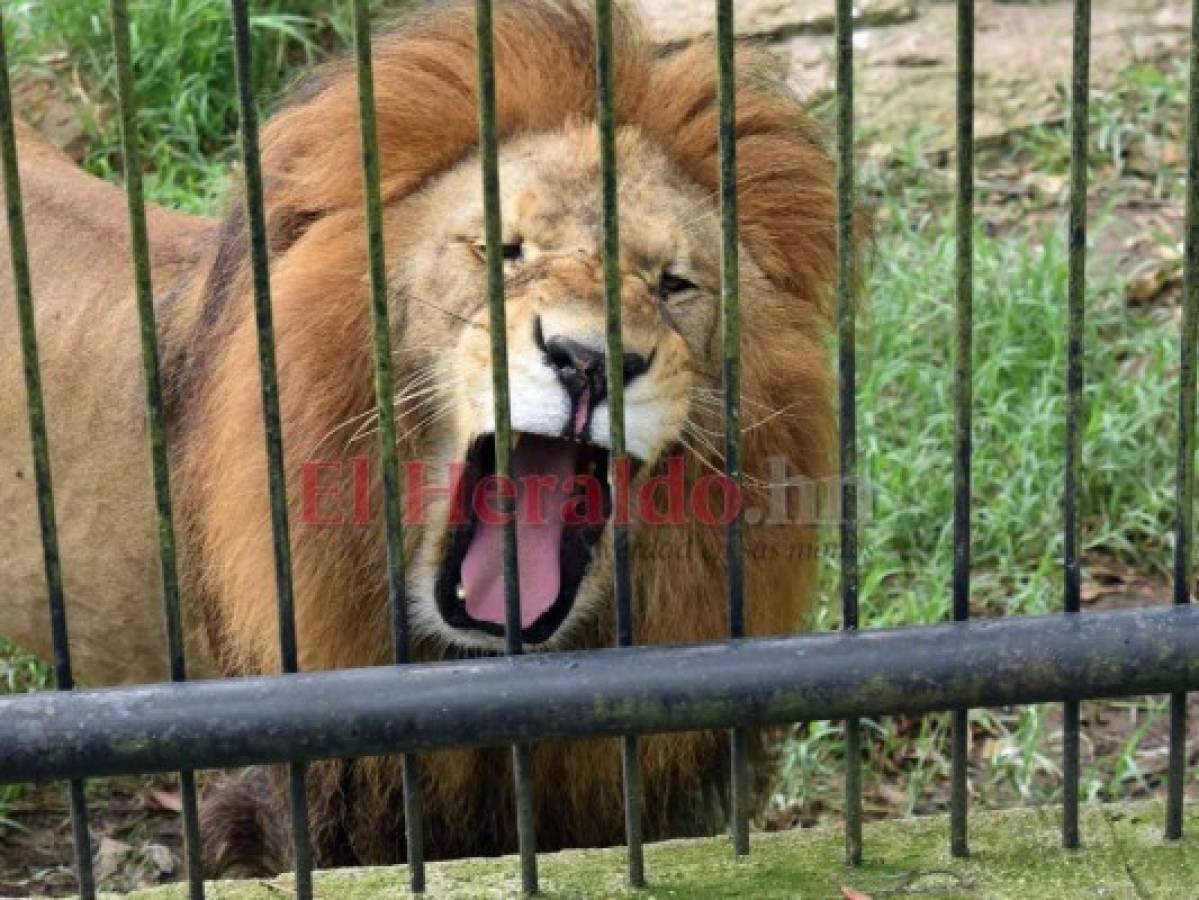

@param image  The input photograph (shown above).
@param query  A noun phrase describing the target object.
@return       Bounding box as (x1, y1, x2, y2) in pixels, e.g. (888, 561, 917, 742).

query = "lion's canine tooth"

(456, 583, 466, 602)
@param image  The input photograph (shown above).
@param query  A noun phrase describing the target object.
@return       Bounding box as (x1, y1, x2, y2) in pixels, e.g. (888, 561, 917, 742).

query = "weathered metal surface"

(834, 0, 863, 870)
(951, 0, 974, 863)
(1062, 0, 1091, 853)
(4, 606, 1196, 785)
(227, 1, 312, 894)
(107, 2, 202, 894)
(0, 8, 95, 897)
(1167, 0, 1199, 845)
(472, 1, 538, 892)
(594, 0, 645, 885)
(348, 0, 426, 888)
(714, 0, 751, 862)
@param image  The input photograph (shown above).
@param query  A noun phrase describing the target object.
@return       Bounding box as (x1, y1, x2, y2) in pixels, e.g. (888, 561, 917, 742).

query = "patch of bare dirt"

(10, 69, 91, 162)
(640, 0, 918, 48)
(768, 693, 1199, 832)
(1080, 561, 1179, 611)
(644, 1, 1190, 154)
(0, 777, 184, 896)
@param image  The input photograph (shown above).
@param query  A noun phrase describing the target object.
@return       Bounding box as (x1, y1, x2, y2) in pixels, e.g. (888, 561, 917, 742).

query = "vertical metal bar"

(1166, 0, 1199, 844)
(1062, 0, 1090, 853)
(227, 2, 312, 894)
(834, 0, 862, 869)
(594, 0, 644, 886)
(472, 1, 538, 892)
(349, 0, 426, 885)
(715, 0, 750, 859)
(0, 12, 96, 898)
(107, 1, 202, 893)
(950, 0, 974, 862)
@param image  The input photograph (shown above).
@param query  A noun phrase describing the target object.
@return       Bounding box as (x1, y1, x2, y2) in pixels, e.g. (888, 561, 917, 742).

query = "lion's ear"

(265, 200, 321, 258)
(210, 187, 322, 274)
(173, 190, 317, 348)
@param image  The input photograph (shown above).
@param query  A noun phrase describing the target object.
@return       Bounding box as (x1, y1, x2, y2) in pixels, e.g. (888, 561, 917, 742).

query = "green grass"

(1012, 59, 1191, 195)
(0, 639, 51, 829)
(5, 0, 387, 212)
(0, 638, 51, 694)
(777, 207, 1182, 818)
(778, 56, 1191, 821)
(1, 0, 1193, 844)
(856, 217, 1176, 622)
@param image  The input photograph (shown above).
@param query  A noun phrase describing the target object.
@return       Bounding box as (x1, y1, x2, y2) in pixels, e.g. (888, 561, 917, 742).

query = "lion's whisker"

(680, 423, 787, 492)
(307, 405, 385, 458)
(741, 399, 818, 433)
(397, 402, 458, 444)
(307, 368, 460, 457)
(347, 411, 381, 447)
(681, 422, 727, 464)
(674, 432, 727, 481)
(676, 432, 783, 493)
(393, 379, 453, 409)
(405, 293, 486, 330)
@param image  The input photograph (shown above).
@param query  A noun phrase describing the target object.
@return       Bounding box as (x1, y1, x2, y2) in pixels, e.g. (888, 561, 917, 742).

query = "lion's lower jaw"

(198, 733, 774, 874)
(410, 591, 607, 657)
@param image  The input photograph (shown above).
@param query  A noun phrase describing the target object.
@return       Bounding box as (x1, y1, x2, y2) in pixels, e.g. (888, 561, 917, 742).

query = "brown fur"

(0, 123, 214, 686)
(178, 1, 836, 868)
(1, 0, 838, 871)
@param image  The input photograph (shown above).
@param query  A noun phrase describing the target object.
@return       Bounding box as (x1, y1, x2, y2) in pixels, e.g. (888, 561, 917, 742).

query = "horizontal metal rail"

(3, 604, 1196, 784)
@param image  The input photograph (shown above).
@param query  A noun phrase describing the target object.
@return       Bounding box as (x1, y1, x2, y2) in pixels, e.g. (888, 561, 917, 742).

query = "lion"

(0, 0, 836, 873)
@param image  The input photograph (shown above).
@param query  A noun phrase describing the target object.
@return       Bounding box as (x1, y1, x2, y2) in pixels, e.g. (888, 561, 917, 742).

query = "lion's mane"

(168, 0, 837, 869)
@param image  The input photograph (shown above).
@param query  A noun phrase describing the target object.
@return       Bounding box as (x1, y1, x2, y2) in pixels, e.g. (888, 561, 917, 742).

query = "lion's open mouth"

(434, 431, 611, 644)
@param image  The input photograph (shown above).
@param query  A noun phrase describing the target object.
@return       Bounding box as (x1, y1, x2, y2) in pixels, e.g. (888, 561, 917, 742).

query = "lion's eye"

(658, 270, 697, 298)
(472, 239, 524, 262)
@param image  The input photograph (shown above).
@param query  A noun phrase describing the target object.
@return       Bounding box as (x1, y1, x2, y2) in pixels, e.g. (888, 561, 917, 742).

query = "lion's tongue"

(461, 435, 577, 629)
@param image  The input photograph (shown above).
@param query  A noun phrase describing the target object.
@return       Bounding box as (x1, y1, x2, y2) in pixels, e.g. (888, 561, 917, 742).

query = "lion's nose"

(539, 330, 650, 400)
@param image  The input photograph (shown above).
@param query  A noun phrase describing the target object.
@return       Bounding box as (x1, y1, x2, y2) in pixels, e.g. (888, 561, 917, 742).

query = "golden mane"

(177, 0, 840, 871)
(259, 0, 836, 310)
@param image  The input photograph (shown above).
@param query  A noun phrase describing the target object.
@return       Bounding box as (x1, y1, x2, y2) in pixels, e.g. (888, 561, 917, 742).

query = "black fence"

(0, 0, 1197, 898)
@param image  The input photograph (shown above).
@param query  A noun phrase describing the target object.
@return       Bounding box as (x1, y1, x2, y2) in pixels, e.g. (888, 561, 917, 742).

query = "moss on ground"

(122, 800, 1198, 898)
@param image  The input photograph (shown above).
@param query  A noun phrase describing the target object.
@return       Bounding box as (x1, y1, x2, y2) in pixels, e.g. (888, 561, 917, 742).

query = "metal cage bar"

(348, 0, 427, 887)
(0, 10, 96, 898)
(1167, 0, 1199, 844)
(834, 0, 863, 869)
(472, 1, 539, 892)
(594, 0, 646, 886)
(107, 1, 204, 894)
(950, 0, 975, 861)
(227, 1, 313, 894)
(1062, 0, 1091, 852)
(714, 0, 751, 860)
